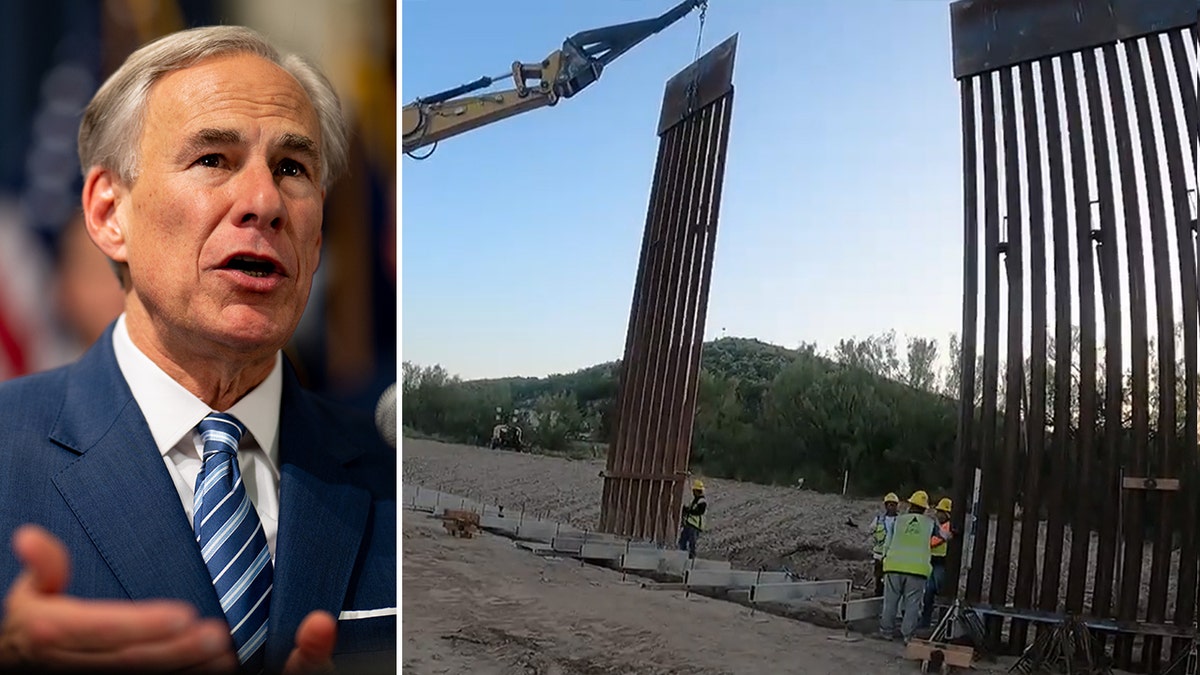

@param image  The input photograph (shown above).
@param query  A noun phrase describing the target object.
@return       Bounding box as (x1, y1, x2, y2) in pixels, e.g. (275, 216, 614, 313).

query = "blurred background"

(0, 0, 397, 414)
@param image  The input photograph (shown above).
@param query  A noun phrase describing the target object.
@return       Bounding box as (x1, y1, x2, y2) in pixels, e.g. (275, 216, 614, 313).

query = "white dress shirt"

(110, 314, 282, 559)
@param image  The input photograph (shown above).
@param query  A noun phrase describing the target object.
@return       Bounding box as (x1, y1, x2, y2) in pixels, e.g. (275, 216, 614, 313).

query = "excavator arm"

(402, 0, 706, 156)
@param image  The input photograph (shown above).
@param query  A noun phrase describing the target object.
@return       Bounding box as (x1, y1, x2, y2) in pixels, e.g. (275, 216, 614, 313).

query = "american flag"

(0, 199, 72, 381)
(0, 4, 104, 382)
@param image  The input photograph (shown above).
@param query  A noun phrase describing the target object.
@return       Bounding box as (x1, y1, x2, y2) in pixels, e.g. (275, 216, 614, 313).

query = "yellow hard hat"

(907, 490, 930, 509)
(936, 498, 952, 512)
(692, 479, 705, 491)
(883, 492, 899, 504)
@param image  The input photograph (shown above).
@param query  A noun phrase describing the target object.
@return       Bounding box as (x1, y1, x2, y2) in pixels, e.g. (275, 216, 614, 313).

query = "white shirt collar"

(110, 313, 282, 460)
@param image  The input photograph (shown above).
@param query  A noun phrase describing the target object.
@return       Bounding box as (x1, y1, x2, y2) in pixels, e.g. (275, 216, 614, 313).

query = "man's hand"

(0, 524, 238, 673)
(282, 610, 337, 674)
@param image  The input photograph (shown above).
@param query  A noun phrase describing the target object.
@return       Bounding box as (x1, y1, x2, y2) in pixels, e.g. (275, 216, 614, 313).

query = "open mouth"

(223, 255, 283, 278)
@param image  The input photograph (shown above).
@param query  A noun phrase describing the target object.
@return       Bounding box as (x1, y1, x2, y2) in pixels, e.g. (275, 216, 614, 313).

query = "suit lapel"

(47, 332, 373, 669)
(48, 331, 223, 618)
(265, 364, 371, 667)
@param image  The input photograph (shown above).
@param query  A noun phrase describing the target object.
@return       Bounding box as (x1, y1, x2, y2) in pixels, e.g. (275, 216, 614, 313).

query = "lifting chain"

(685, 1, 709, 116)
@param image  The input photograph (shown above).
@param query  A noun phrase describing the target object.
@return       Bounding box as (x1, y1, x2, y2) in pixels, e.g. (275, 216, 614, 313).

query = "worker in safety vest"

(878, 490, 936, 644)
(919, 497, 954, 629)
(866, 492, 900, 597)
(678, 479, 707, 559)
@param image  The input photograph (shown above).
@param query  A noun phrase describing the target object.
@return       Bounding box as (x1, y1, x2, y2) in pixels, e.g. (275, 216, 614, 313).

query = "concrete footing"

(683, 569, 792, 589)
(840, 596, 883, 623)
(748, 579, 851, 604)
(550, 535, 660, 556)
(406, 483, 871, 633)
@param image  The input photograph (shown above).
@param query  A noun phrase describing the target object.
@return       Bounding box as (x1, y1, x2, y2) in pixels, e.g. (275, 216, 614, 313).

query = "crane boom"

(402, 0, 706, 156)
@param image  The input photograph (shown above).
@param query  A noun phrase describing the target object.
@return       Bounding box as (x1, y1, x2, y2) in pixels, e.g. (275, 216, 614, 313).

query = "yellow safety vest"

(883, 513, 934, 577)
(684, 496, 705, 531)
(931, 521, 951, 558)
(871, 515, 893, 557)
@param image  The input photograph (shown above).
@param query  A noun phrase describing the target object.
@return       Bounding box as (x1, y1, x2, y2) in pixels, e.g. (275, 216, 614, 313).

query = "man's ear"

(81, 167, 129, 265)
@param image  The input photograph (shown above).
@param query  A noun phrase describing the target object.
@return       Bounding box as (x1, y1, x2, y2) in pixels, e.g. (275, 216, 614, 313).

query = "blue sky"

(400, 0, 966, 380)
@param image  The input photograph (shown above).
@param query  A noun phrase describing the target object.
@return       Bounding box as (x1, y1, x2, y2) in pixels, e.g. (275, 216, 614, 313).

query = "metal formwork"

(947, 1, 1199, 671)
(599, 35, 738, 544)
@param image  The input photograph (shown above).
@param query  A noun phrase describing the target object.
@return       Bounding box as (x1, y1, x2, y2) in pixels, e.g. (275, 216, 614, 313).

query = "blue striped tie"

(193, 413, 272, 671)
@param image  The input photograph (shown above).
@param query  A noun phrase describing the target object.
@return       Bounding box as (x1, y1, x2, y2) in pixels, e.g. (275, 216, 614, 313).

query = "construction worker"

(866, 493, 901, 597)
(879, 490, 936, 644)
(678, 479, 707, 559)
(920, 497, 955, 630)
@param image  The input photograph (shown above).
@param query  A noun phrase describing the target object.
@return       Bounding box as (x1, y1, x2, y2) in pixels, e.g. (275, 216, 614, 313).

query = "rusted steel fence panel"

(992, 68, 1024, 649)
(1157, 25, 1200, 662)
(671, 95, 733, 533)
(1104, 35, 1152, 670)
(604, 119, 678, 539)
(1009, 60, 1047, 651)
(647, 96, 705, 543)
(1064, 48, 1099, 621)
(945, 75, 979, 607)
(950, 0, 1198, 669)
(1126, 34, 1181, 671)
(1081, 45, 1123, 639)
(635, 96, 699, 542)
(965, 70, 1002, 607)
(600, 35, 737, 544)
(1037, 52, 1072, 623)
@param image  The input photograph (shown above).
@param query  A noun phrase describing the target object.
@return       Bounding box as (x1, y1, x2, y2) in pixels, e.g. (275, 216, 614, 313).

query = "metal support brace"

(931, 598, 994, 661)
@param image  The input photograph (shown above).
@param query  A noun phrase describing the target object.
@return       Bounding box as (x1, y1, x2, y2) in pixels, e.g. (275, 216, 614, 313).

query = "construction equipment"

(401, 0, 707, 157)
(490, 420, 525, 452)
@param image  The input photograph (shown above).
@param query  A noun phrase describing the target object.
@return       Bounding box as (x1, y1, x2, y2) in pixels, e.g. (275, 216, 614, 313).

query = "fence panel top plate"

(950, 0, 1197, 79)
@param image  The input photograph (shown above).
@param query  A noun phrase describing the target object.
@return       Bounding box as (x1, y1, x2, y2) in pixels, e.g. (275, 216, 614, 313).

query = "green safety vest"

(882, 513, 934, 577)
(871, 514, 894, 557)
(684, 496, 705, 531)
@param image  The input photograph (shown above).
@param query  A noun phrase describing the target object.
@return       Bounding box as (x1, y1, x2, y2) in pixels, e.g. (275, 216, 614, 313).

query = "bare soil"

(405, 439, 1200, 671)
(403, 502, 964, 673)
(402, 438, 1185, 622)
(401, 438, 885, 588)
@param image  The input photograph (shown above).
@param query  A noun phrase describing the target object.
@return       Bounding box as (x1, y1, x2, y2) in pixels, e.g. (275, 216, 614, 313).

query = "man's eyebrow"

(277, 133, 320, 166)
(173, 128, 321, 169)
(176, 128, 243, 161)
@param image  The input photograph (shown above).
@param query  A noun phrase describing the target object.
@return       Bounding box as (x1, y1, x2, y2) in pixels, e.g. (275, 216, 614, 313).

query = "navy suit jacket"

(0, 327, 396, 673)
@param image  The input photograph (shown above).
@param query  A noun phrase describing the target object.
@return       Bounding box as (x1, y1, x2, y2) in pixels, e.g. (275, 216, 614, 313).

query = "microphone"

(375, 382, 397, 449)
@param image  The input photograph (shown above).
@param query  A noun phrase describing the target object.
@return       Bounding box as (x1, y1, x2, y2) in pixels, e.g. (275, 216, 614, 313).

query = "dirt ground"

(402, 505, 952, 674)
(402, 438, 1182, 620)
(402, 438, 1011, 673)
(400, 438, 887, 588)
(402, 439, 1196, 672)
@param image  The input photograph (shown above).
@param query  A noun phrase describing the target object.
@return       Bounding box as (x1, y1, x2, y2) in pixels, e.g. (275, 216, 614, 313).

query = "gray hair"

(78, 24, 349, 190)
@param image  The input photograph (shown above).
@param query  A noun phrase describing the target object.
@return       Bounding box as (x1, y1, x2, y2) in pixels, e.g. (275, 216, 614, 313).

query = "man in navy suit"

(0, 25, 395, 674)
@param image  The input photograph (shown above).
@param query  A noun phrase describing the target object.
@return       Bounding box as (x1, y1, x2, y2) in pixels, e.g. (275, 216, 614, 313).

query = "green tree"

(904, 336, 940, 392)
(527, 392, 585, 452)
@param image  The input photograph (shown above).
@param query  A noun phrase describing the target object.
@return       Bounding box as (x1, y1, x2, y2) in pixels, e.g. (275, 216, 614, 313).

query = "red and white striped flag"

(0, 199, 73, 381)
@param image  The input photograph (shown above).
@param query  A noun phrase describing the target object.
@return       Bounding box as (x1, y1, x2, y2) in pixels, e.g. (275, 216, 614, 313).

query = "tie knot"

(197, 412, 246, 456)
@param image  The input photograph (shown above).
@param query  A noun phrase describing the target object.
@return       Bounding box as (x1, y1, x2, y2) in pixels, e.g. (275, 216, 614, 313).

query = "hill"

(402, 332, 963, 497)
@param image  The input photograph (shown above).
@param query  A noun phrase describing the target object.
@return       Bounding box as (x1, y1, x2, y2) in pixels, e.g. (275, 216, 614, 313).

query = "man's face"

(110, 53, 325, 357)
(885, 501, 898, 516)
